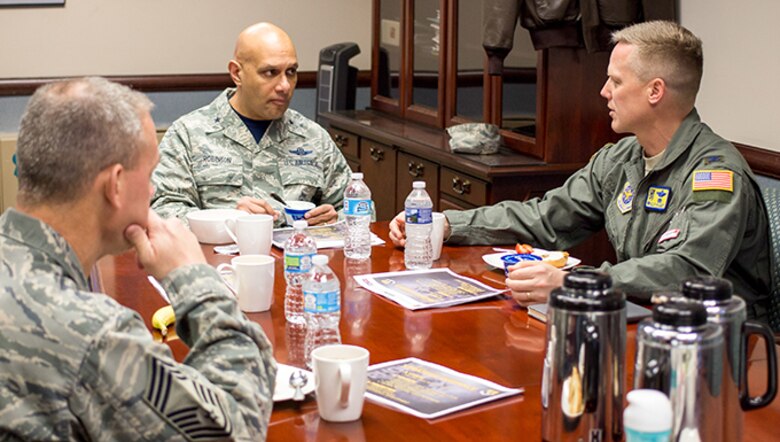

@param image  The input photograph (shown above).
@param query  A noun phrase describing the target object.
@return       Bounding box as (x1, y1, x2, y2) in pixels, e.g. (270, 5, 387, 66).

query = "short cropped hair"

(612, 21, 703, 106)
(16, 77, 154, 206)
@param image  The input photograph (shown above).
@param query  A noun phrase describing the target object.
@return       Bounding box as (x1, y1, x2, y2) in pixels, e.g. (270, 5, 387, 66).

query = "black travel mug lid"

(549, 268, 625, 312)
(652, 300, 708, 327)
(563, 268, 613, 291)
(681, 276, 733, 301)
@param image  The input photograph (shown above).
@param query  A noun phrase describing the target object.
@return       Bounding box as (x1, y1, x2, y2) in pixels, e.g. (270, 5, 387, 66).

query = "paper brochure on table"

(353, 268, 506, 310)
(365, 358, 523, 419)
(272, 221, 384, 249)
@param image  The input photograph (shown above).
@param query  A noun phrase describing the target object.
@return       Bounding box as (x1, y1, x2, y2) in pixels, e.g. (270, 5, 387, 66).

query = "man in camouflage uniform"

(390, 21, 772, 320)
(0, 77, 276, 439)
(152, 22, 351, 226)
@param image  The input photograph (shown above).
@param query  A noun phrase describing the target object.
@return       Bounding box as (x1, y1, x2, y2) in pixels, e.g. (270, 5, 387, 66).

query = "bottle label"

(625, 429, 672, 442)
(405, 207, 432, 225)
(344, 198, 372, 216)
(284, 253, 315, 273)
(303, 289, 340, 313)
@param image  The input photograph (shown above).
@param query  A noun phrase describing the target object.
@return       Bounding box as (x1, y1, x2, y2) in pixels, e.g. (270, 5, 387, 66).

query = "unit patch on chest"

(645, 186, 671, 212)
(616, 181, 634, 214)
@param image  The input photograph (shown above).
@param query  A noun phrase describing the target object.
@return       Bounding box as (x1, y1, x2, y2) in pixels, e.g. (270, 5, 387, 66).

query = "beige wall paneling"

(0, 0, 372, 78)
(0, 135, 18, 211)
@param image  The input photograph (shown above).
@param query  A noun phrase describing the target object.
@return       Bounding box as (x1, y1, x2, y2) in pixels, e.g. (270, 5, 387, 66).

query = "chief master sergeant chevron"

(151, 22, 351, 226)
(0, 77, 276, 440)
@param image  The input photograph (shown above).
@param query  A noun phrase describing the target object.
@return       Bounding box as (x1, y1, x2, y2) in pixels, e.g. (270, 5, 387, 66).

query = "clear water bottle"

(624, 389, 673, 442)
(284, 220, 317, 325)
(303, 254, 342, 367)
(344, 172, 373, 260)
(404, 181, 433, 269)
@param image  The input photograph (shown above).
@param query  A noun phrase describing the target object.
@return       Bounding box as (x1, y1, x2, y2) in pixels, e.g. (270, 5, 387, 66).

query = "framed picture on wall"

(0, 0, 64, 5)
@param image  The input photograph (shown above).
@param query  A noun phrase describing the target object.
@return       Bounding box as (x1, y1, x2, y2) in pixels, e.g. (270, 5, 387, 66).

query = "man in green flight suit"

(390, 21, 772, 319)
(152, 22, 351, 226)
(0, 77, 276, 439)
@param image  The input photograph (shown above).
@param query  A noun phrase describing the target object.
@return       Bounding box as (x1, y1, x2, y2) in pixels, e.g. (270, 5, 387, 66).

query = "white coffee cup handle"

(339, 363, 352, 409)
(215, 263, 238, 295)
(224, 219, 239, 244)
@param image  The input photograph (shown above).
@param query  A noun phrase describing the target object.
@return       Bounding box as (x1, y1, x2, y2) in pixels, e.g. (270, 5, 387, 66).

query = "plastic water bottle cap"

(351, 172, 364, 180)
(624, 389, 672, 433)
(312, 254, 329, 266)
(412, 181, 426, 189)
(293, 220, 308, 230)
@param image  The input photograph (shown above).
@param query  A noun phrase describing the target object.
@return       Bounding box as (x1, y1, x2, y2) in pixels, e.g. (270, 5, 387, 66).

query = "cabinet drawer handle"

(451, 176, 471, 195)
(369, 146, 384, 162)
(408, 162, 424, 177)
(333, 134, 347, 148)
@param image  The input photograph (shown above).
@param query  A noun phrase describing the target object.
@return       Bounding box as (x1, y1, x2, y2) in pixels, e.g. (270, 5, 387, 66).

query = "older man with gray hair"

(0, 77, 276, 439)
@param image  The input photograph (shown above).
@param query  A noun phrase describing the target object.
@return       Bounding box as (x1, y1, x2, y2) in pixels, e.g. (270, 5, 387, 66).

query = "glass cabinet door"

(406, 0, 445, 127)
(500, 29, 537, 138)
(451, 0, 484, 123)
(372, 0, 404, 114)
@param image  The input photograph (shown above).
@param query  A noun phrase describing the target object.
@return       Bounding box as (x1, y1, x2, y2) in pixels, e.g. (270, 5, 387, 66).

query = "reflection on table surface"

(95, 222, 780, 441)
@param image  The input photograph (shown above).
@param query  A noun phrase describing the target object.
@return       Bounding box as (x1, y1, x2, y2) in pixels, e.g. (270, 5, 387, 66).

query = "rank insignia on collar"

(703, 155, 724, 165)
(645, 186, 671, 212)
(288, 146, 313, 156)
(616, 181, 634, 214)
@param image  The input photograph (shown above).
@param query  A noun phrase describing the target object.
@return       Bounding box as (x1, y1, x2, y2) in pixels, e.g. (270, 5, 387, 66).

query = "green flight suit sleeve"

(445, 147, 611, 249)
(70, 264, 276, 440)
(598, 168, 757, 300)
(151, 124, 202, 220)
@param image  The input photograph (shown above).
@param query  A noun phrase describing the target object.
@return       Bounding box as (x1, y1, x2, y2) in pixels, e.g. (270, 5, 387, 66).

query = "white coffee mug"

(216, 255, 275, 312)
(224, 214, 274, 255)
(312, 344, 370, 422)
(431, 212, 446, 261)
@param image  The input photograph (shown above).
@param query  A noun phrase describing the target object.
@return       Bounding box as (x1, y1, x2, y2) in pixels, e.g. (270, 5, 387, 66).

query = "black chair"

(760, 186, 780, 336)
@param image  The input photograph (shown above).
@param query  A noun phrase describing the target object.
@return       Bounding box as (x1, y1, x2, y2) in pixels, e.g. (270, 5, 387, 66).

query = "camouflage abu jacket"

(0, 208, 276, 441)
(446, 110, 772, 317)
(151, 88, 351, 225)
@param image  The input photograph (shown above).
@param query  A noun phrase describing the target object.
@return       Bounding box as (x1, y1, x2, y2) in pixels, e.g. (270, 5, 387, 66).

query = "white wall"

(681, 0, 780, 152)
(0, 0, 372, 77)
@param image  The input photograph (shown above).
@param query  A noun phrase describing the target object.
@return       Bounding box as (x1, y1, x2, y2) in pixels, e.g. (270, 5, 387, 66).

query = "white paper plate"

(482, 249, 581, 271)
(273, 363, 315, 402)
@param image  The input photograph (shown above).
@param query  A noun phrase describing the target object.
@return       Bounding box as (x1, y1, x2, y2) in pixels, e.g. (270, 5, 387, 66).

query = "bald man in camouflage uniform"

(0, 77, 276, 439)
(152, 22, 351, 226)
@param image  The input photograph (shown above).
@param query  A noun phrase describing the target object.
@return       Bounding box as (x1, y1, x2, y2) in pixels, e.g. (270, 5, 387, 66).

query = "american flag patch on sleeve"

(692, 170, 733, 192)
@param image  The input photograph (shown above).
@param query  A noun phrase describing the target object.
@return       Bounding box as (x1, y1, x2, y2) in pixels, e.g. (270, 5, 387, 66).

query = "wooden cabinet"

(371, 0, 619, 162)
(397, 152, 439, 212)
(322, 110, 618, 266)
(359, 139, 398, 221)
(328, 127, 360, 172)
(440, 167, 486, 209)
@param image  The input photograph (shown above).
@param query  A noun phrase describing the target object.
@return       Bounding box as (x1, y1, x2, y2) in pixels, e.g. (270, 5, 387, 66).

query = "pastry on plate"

(538, 250, 569, 268)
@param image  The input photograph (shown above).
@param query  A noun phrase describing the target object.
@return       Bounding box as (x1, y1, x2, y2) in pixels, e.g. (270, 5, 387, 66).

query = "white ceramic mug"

(224, 214, 274, 255)
(431, 212, 446, 261)
(216, 255, 275, 312)
(312, 344, 370, 422)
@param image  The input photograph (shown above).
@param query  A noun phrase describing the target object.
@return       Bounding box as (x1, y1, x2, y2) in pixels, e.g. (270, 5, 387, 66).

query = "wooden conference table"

(95, 222, 779, 441)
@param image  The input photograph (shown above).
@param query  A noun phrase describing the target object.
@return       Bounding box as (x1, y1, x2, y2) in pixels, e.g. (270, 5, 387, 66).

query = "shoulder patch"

(145, 355, 233, 440)
(616, 181, 634, 214)
(692, 170, 733, 192)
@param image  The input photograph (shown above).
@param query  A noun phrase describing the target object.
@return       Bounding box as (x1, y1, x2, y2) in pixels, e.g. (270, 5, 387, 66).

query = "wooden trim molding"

(0, 70, 371, 96)
(735, 142, 780, 180)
